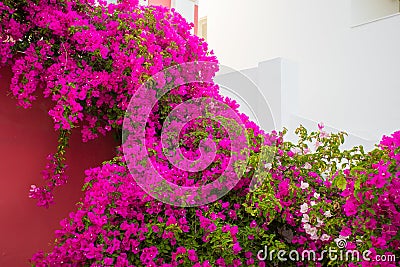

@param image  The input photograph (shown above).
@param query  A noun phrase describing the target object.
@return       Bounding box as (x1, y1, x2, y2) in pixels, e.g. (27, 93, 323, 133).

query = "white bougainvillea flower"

(300, 203, 309, 213)
(302, 214, 310, 223)
(264, 163, 272, 169)
(324, 210, 332, 218)
(304, 162, 312, 170)
(306, 226, 317, 237)
(316, 217, 323, 227)
(300, 181, 309, 189)
(290, 147, 302, 154)
(321, 234, 330, 241)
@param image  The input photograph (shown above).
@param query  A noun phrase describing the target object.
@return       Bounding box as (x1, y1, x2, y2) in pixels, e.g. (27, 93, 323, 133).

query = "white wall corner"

(257, 58, 283, 131)
(171, 0, 176, 9)
(280, 58, 299, 130)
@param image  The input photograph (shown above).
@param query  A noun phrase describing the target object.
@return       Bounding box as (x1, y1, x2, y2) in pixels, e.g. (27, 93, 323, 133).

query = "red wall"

(0, 67, 117, 266)
(148, 0, 171, 8)
(147, 0, 198, 35)
(194, 4, 198, 35)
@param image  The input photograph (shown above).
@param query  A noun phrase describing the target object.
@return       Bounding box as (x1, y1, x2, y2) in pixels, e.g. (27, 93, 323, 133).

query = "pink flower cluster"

(339, 131, 400, 266)
(30, 158, 270, 266)
(29, 154, 68, 208)
(1, 0, 242, 206)
(2, 1, 399, 266)
(244, 125, 399, 266)
(30, 128, 400, 266)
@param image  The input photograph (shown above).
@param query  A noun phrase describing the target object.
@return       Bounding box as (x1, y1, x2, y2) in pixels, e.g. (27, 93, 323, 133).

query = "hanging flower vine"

(0, 1, 399, 266)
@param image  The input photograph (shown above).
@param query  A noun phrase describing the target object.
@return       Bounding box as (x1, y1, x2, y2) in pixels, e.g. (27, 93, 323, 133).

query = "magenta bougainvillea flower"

(1, 0, 399, 266)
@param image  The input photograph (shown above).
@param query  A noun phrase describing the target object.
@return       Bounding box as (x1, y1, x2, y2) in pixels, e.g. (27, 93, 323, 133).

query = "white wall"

(207, 0, 400, 145)
(351, 0, 399, 25)
(198, 0, 209, 18)
(173, 0, 195, 25)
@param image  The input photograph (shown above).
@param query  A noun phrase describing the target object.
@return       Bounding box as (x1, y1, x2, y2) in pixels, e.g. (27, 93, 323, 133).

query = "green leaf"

(354, 178, 361, 191)
(366, 208, 376, 215)
(334, 174, 347, 190)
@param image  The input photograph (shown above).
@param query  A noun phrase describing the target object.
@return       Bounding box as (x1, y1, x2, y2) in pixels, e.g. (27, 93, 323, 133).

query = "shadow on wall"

(0, 67, 117, 267)
(215, 58, 378, 152)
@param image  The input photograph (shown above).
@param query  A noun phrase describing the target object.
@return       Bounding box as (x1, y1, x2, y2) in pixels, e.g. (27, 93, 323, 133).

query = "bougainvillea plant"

(28, 126, 400, 267)
(2, 0, 257, 208)
(0, 0, 399, 266)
